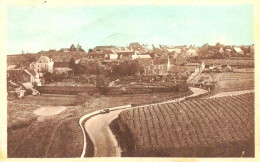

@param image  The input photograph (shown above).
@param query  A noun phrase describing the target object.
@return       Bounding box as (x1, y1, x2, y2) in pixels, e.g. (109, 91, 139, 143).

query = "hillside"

(118, 93, 254, 157)
(211, 72, 254, 92)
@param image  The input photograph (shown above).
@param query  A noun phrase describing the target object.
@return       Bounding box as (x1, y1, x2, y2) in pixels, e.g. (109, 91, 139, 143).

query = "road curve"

(82, 87, 208, 157)
(79, 105, 131, 157)
(85, 109, 126, 157)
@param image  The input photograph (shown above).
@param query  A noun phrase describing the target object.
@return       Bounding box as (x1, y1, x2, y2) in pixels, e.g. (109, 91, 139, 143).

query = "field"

(118, 93, 254, 157)
(211, 72, 254, 92)
(202, 59, 254, 67)
(8, 90, 191, 157)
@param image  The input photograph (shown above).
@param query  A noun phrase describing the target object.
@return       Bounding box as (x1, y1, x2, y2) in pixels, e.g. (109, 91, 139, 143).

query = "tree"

(96, 75, 109, 94)
(69, 57, 76, 70)
(74, 64, 86, 75)
(111, 60, 140, 77)
(43, 72, 53, 84)
(83, 59, 103, 75)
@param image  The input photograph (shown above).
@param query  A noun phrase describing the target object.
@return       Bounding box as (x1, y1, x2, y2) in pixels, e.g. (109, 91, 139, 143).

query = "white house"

(234, 47, 244, 55)
(167, 48, 182, 54)
(35, 56, 54, 73)
(219, 47, 224, 54)
(109, 54, 118, 60)
(132, 51, 152, 59)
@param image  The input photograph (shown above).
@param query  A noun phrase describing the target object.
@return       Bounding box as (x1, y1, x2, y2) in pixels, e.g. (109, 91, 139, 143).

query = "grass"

(8, 90, 191, 157)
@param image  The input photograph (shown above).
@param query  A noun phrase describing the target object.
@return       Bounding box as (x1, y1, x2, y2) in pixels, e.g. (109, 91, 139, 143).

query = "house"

(132, 51, 151, 59)
(76, 57, 89, 65)
(186, 49, 198, 57)
(219, 47, 224, 54)
(53, 62, 72, 74)
(186, 60, 205, 72)
(7, 64, 22, 80)
(35, 56, 54, 73)
(75, 59, 81, 64)
(143, 58, 169, 76)
(234, 47, 244, 55)
(129, 42, 150, 53)
(16, 69, 41, 86)
(88, 53, 106, 59)
(59, 48, 70, 52)
(109, 54, 118, 60)
(225, 48, 232, 55)
(117, 51, 134, 59)
(184, 60, 205, 78)
(132, 54, 151, 59)
(166, 48, 182, 55)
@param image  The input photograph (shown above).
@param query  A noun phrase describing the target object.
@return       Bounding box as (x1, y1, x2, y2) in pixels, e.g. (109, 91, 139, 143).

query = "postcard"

(0, 1, 259, 161)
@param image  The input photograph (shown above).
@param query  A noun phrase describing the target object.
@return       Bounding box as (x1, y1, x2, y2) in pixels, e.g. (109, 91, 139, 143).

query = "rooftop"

(53, 62, 70, 68)
(36, 56, 52, 63)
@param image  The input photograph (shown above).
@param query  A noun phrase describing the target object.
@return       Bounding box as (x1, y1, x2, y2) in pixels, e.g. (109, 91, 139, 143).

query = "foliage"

(82, 59, 103, 75)
(111, 60, 141, 77)
(43, 72, 53, 84)
(74, 64, 86, 75)
(96, 75, 110, 93)
(96, 75, 109, 88)
(69, 57, 76, 70)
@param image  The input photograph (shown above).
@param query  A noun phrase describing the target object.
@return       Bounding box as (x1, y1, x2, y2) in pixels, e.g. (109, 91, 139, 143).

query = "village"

(7, 42, 254, 98)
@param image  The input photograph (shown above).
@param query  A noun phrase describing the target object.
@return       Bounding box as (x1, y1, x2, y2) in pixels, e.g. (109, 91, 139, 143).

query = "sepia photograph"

(3, 2, 256, 159)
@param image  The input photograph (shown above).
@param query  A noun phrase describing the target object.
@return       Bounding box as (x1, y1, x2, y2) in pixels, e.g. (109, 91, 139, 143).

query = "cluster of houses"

(86, 43, 153, 60)
(38, 43, 85, 54)
(7, 55, 73, 92)
(199, 43, 254, 58)
(7, 42, 254, 96)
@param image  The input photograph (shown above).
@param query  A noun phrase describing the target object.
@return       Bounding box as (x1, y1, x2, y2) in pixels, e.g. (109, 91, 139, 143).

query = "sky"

(7, 5, 253, 54)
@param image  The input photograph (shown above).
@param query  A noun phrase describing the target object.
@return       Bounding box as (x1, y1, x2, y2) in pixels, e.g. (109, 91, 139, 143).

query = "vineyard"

(213, 72, 254, 92)
(218, 73, 254, 81)
(203, 59, 254, 67)
(118, 93, 254, 157)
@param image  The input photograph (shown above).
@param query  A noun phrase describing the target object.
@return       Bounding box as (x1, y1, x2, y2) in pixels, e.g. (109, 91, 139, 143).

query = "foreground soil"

(8, 90, 191, 157)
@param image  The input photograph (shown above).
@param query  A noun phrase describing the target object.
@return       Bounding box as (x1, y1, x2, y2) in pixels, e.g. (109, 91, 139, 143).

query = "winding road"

(84, 109, 126, 157)
(82, 87, 208, 157)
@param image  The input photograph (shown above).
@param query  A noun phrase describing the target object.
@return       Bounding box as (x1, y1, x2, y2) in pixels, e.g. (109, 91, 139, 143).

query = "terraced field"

(203, 59, 254, 67)
(211, 72, 254, 92)
(118, 93, 254, 157)
(219, 73, 254, 81)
